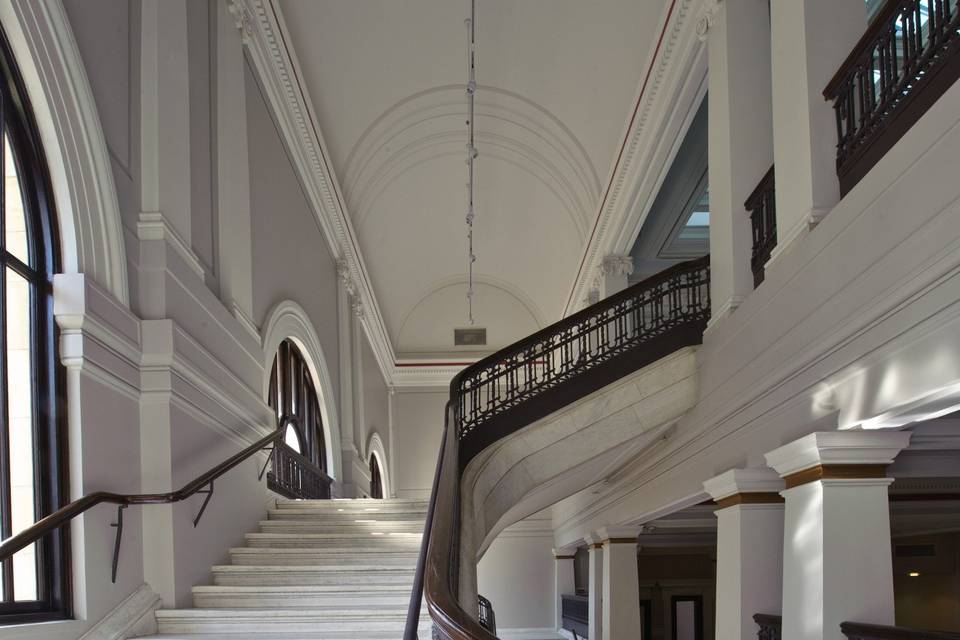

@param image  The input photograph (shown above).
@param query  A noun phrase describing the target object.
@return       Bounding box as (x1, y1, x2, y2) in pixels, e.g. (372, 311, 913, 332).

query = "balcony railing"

(561, 594, 589, 639)
(266, 441, 332, 499)
(841, 622, 960, 640)
(744, 166, 776, 287)
(754, 613, 782, 640)
(824, 0, 960, 195)
(404, 256, 710, 640)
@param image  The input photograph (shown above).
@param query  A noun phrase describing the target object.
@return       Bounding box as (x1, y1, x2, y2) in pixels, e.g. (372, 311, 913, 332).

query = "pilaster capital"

(593, 526, 637, 546)
(696, 0, 723, 42)
(703, 468, 784, 504)
(764, 430, 911, 479)
(226, 0, 254, 44)
(599, 254, 634, 278)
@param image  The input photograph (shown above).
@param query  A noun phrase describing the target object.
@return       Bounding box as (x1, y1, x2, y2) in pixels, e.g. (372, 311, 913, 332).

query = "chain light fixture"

(465, 0, 478, 325)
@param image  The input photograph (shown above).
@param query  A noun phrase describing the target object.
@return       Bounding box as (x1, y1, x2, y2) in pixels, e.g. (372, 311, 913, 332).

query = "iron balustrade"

(455, 256, 710, 464)
(267, 441, 332, 500)
(478, 595, 497, 635)
(745, 166, 777, 288)
(561, 594, 589, 639)
(405, 256, 710, 640)
(754, 614, 783, 640)
(841, 622, 960, 640)
(824, 0, 960, 195)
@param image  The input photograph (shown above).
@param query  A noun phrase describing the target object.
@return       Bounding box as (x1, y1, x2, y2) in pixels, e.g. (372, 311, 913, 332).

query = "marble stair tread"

(274, 498, 428, 508)
(192, 584, 415, 609)
(228, 548, 420, 567)
(210, 564, 417, 586)
(138, 633, 427, 640)
(266, 510, 424, 522)
(258, 519, 424, 533)
(244, 532, 421, 548)
(155, 609, 430, 634)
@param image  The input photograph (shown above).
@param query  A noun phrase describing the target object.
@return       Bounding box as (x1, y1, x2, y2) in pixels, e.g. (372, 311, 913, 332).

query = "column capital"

(695, 0, 723, 42)
(599, 254, 634, 278)
(593, 526, 637, 546)
(765, 430, 911, 483)
(703, 468, 785, 508)
(553, 547, 577, 560)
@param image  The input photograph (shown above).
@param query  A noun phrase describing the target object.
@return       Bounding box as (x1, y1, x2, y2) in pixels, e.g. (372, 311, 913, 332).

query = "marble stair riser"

(210, 565, 417, 586)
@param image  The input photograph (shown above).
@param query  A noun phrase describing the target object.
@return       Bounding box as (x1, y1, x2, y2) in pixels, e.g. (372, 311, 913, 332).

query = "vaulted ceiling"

(279, 0, 670, 359)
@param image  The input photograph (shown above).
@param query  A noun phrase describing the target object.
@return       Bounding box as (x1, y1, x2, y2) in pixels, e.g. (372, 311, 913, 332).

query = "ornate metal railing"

(561, 594, 589, 638)
(267, 441, 332, 499)
(404, 256, 710, 640)
(754, 614, 782, 640)
(745, 166, 776, 287)
(456, 256, 710, 463)
(824, 0, 960, 195)
(841, 622, 960, 640)
(478, 595, 497, 635)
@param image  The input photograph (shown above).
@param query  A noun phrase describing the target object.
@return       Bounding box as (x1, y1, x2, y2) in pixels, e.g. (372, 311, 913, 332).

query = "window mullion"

(0, 265, 14, 602)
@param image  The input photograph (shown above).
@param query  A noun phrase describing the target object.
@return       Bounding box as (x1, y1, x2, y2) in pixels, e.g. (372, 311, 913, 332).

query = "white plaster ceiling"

(280, 0, 668, 358)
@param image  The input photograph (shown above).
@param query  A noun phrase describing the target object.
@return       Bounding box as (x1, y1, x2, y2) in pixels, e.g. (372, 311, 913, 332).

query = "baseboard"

(497, 627, 564, 640)
(79, 583, 162, 640)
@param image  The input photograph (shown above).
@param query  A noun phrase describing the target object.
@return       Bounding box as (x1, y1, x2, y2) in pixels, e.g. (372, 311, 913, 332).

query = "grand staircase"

(140, 498, 429, 639)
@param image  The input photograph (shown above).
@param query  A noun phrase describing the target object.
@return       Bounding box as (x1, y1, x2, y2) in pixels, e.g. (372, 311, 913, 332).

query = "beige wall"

(392, 388, 447, 498)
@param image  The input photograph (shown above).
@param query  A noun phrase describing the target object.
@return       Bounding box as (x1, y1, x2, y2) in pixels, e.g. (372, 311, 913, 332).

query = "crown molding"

(564, 0, 709, 315)
(233, 0, 397, 382)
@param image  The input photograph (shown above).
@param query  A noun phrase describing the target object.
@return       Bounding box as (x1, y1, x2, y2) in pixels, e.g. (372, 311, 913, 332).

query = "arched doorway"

(369, 454, 383, 499)
(267, 339, 331, 497)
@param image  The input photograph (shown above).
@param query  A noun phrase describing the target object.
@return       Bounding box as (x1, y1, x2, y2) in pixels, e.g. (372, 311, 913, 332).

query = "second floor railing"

(405, 255, 710, 640)
(825, 0, 960, 195)
(841, 622, 960, 640)
(754, 613, 782, 640)
(745, 166, 777, 288)
(267, 441, 332, 500)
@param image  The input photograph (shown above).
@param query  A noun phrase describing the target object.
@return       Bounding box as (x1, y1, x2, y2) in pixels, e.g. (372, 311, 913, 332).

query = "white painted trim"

(1, 0, 129, 305)
(366, 430, 390, 498)
(137, 212, 206, 279)
(235, 0, 396, 383)
(262, 299, 343, 480)
(564, 0, 708, 315)
(78, 584, 161, 640)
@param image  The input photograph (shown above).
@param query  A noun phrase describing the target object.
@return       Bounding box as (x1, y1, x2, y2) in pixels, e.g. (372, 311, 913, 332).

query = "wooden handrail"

(841, 622, 960, 640)
(824, 0, 907, 97)
(407, 256, 711, 640)
(0, 426, 284, 563)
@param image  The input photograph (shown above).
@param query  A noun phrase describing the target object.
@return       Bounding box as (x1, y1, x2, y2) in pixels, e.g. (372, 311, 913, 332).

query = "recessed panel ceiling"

(279, 0, 669, 358)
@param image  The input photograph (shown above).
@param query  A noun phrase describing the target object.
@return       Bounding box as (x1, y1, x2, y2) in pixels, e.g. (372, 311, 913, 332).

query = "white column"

(704, 468, 785, 640)
(554, 551, 576, 631)
(587, 538, 603, 640)
(214, 0, 256, 337)
(765, 431, 911, 640)
(597, 528, 641, 640)
(769, 0, 867, 260)
(336, 261, 358, 497)
(597, 255, 634, 299)
(705, 0, 774, 324)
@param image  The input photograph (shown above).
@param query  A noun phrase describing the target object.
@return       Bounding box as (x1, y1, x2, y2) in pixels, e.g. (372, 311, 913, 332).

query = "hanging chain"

(465, 0, 477, 325)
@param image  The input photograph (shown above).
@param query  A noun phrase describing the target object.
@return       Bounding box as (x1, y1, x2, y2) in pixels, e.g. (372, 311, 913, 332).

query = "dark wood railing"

(745, 166, 776, 288)
(0, 417, 322, 583)
(267, 441, 332, 499)
(754, 613, 782, 640)
(404, 256, 710, 640)
(561, 594, 589, 638)
(842, 622, 960, 640)
(825, 0, 960, 195)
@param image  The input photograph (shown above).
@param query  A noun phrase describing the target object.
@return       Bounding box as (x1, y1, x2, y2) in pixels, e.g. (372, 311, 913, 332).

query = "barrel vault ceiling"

(278, 0, 670, 360)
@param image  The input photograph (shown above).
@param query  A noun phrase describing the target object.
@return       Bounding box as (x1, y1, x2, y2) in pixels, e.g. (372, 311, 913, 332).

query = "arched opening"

(369, 454, 383, 499)
(0, 24, 68, 622)
(268, 339, 327, 474)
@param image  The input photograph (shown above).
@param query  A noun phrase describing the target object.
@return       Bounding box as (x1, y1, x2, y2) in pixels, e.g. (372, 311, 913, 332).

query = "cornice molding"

(564, 0, 708, 315)
(235, 0, 396, 382)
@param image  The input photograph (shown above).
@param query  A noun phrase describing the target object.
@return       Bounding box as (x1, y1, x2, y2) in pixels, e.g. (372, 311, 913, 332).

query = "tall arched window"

(267, 339, 327, 473)
(0, 27, 68, 622)
(369, 454, 383, 500)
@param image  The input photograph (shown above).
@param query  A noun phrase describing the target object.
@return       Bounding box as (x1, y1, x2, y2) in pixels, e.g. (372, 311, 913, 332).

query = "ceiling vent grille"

(455, 328, 487, 346)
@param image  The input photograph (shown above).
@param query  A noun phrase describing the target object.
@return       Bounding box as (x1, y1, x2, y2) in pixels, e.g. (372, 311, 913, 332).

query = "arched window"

(0, 28, 68, 621)
(267, 339, 326, 473)
(369, 454, 383, 500)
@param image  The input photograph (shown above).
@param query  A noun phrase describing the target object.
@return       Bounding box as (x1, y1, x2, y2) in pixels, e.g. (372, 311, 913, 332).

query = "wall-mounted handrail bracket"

(192, 480, 215, 528)
(110, 504, 128, 583)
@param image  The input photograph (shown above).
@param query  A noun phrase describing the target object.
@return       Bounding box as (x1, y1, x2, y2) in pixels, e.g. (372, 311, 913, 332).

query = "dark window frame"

(369, 454, 383, 499)
(267, 339, 327, 472)
(0, 24, 70, 624)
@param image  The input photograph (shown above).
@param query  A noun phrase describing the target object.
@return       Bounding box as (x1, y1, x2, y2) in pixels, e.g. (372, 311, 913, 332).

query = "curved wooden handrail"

(407, 256, 711, 640)
(0, 427, 284, 562)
